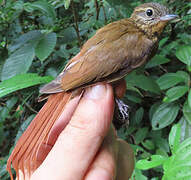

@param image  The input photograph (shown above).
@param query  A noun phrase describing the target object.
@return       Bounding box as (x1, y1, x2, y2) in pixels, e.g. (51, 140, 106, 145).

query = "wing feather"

(40, 19, 156, 94)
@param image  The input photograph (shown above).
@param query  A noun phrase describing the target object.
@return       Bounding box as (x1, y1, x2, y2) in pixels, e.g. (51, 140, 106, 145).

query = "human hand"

(30, 81, 134, 180)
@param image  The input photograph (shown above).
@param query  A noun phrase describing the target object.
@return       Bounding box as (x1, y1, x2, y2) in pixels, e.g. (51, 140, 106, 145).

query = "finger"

(116, 139, 135, 180)
(36, 95, 82, 164)
(31, 83, 114, 180)
(113, 79, 126, 98)
(84, 126, 118, 180)
(47, 95, 82, 145)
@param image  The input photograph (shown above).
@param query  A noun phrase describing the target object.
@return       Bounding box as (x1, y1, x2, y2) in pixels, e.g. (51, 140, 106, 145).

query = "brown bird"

(7, 2, 178, 180)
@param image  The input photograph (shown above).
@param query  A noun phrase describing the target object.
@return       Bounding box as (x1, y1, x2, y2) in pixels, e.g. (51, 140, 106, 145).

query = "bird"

(7, 2, 178, 180)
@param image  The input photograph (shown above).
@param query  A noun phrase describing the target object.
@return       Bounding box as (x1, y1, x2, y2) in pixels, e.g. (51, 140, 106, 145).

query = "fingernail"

(86, 168, 113, 180)
(84, 84, 106, 100)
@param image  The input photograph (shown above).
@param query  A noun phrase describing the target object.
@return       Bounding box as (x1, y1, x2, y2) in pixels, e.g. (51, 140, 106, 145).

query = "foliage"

(136, 124, 191, 180)
(0, 0, 191, 179)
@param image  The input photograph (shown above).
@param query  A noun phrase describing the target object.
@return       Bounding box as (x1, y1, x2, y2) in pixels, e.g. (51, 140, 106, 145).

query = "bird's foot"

(113, 98, 129, 129)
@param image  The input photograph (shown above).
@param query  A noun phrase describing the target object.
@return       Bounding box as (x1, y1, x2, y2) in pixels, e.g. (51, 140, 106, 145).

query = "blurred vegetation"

(0, 0, 191, 179)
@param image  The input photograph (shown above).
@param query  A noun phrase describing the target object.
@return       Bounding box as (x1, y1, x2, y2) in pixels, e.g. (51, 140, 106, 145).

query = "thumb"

(31, 83, 115, 180)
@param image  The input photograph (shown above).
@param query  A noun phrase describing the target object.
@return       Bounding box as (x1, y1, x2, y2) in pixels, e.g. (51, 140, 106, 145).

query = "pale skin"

(30, 81, 134, 180)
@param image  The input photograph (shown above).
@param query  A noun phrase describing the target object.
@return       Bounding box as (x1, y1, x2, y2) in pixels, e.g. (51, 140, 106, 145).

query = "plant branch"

(71, 0, 82, 48)
(94, 0, 100, 20)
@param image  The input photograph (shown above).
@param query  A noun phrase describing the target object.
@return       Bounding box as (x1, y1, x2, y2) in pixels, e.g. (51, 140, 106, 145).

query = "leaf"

(64, 0, 71, 9)
(35, 32, 57, 62)
(1, 44, 35, 81)
(176, 71, 190, 83)
(159, 37, 169, 48)
(152, 103, 179, 130)
(126, 73, 161, 94)
(136, 155, 167, 170)
(142, 140, 155, 150)
(176, 45, 191, 66)
(134, 127, 148, 144)
(133, 107, 144, 125)
(126, 83, 143, 96)
(125, 94, 142, 103)
(179, 116, 191, 141)
(183, 101, 191, 125)
(163, 85, 188, 103)
(0, 73, 53, 98)
(163, 138, 191, 179)
(149, 102, 161, 120)
(157, 73, 185, 90)
(9, 30, 42, 52)
(24, 1, 56, 20)
(169, 124, 181, 154)
(145, 55, 170, 69)
(188, 89, 191, 108)
(60, 27, 78, 44)
(0, 97, 18, 122)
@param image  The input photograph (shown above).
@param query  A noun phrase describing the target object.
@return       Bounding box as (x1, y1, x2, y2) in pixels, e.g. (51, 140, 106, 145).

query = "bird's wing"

(40, 19, 156, 94)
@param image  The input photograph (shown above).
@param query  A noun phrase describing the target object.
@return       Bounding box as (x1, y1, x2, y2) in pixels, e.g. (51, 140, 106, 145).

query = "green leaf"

(9, 30, 42, 52)
(163, 85, 188, 103)
(0, 97, 18, 122)
(159, 37, 169, 48)
(176, 45, 191, 66)
(157, 73, 185, 90)
(133, 107, 144, 125)
(183, 101, 191, 125)
(152, 103, 179, 130)
(0, 73, 53, 98)
(126, 73, 160, 94)
(125, 94, 142, 103)
(169, 124, 181, 154)
(64, 0, 71, 9)
(187, 65, 191, 72)
(136, 155, 167, 170)
(163, 138, 191, 179)
(35, 32, 57, 62)
(60, 27, 78, 44)
(179, 116, 191, 141)
(145, 55, 170, 69)
(149, 102, 161, 120)
(188, 89, 191, 108)
(24, 1, 56, 20)
(1, 44, 35, 81)
(134, 127, 148, 144)
(126, 83, 143, 96)
(142, 140, 155, 150)
(176, 71, 190, 83)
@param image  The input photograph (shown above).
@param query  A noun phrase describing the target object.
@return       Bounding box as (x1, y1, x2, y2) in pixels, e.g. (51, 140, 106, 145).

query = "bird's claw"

(114, 98, 129, 128)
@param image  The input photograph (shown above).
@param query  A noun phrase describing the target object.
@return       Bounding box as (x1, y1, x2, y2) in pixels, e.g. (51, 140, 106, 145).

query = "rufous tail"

(7, 92, 72, 180)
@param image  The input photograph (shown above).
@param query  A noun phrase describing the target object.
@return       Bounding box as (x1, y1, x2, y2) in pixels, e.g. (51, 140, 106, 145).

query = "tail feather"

(7, 92, 72, 180)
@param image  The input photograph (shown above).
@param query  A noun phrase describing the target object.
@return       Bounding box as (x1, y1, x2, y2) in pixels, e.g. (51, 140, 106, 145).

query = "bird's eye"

(146, 9, 153, 16)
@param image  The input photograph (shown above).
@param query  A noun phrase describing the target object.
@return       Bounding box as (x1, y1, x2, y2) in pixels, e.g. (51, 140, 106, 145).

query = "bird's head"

(131, 2, 178, 37)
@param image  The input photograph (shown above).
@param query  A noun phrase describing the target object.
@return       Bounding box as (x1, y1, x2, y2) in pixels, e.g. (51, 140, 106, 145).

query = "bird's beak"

(160, 14, 179, 21)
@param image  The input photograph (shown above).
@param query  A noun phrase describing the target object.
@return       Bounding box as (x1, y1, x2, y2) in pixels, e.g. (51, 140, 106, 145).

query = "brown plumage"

(7, 2, 178, 179)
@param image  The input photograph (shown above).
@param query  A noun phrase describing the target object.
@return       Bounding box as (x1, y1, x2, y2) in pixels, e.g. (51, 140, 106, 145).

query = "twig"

(94, 0, 100, 20)
(159, 65, 168, 73)
(18, 93, 38, 114)
(24, 102, 38, 114)
(71, 0, 82, 48)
